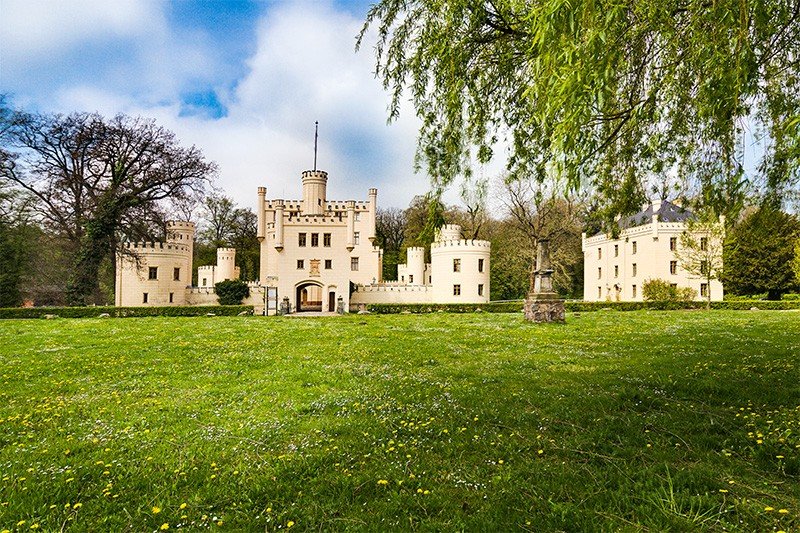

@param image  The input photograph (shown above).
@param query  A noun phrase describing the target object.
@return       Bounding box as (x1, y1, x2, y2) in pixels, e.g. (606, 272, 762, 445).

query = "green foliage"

(1, 313, 799, 530)
(214, 279, 250, 306)
(0, 305, 253, 319)
(642, 278, 697, 302)
(722, 206, 800, 299)
(360, 0, 800, 220)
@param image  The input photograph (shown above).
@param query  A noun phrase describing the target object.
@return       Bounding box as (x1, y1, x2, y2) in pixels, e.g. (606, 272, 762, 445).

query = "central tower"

(301, 170, 328, 215)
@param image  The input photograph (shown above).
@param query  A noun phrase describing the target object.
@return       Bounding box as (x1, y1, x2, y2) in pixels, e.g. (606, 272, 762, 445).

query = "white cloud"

(0, 0, 161, 58)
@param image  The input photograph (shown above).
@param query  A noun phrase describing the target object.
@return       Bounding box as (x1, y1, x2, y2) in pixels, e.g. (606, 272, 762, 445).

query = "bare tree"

(676, 217, 725, 308)
(1, 110, 215, 305)
(500, 177, 584, 296)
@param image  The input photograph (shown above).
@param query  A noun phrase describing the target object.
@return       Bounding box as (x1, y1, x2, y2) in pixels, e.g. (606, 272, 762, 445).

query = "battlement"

(353, 284, 432, 293)
(122, 241, 191, 254)
(302, 170, 328, 180)
(431, 239, 491, 250)
(217, 247, 236, 253)
(166, 221, 196, 230)
(266, 201, 370, 211)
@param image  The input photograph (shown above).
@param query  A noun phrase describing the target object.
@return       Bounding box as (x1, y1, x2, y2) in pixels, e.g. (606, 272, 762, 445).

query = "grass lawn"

(0, 311, 798, 531)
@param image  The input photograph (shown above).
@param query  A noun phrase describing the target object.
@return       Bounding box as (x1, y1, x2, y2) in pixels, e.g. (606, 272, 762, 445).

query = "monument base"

(524, 293, 565, 323)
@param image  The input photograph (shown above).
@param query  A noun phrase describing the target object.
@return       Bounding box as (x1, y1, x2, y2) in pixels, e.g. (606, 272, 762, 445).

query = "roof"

(619, 200, 694, 229)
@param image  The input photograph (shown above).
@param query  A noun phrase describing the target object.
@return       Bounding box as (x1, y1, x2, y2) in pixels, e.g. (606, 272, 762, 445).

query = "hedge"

(360, 300, 800, 314)
(0, 305, 254, 320)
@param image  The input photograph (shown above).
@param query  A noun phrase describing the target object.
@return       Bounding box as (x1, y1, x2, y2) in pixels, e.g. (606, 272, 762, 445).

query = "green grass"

(1, 311, 798, 531)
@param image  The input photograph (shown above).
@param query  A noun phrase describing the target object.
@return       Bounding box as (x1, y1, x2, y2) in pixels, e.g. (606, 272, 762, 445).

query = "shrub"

(642, 278, 696, 302)
(215, 279, 250, 305)
(0, 305, 254, 319)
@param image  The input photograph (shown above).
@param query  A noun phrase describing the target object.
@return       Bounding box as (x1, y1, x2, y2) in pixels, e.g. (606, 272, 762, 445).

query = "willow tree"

(359, 1, 800, 222)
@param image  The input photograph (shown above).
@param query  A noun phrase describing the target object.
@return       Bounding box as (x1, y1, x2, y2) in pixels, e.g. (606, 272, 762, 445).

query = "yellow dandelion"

(73, 503, 82, 509)
(180, 503, 187, 510)
(778, 509, 788, 514)
(377, 479, 389, 485)
(287, 521, 295, 528)
(16, 522, 26, 528)
(216, 520, 223, 526)
(159, 523, 169, 530)
(719, 489, 728, 493)
(152, 506, 161, 514)
(765, 506, 775, 511)
(538, 449, 544, 455)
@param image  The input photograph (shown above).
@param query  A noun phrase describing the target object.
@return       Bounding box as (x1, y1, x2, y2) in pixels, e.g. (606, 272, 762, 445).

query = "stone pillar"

(336, 295, 345, 315)
(524, 239, 565, 322)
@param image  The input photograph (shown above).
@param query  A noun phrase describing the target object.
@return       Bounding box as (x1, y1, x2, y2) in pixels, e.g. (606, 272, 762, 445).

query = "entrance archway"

(296, 282, 323, 312)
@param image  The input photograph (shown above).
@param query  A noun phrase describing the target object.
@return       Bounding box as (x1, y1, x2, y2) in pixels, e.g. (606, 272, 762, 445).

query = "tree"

(499, 178, 584, 297)
(642, 279, 696, 302)
(359, 1, 800, 222)
(375, 207, 407, 280)
(722, 205, 800, 299)
(675, 218, 725, 308)
(1, 110, 215, 305)
(195, 194, 259, 282)
(215, 279, 250, 306)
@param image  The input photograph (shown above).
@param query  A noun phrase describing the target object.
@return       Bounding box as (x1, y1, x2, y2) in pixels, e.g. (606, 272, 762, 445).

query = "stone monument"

(524, 239, 565, 322)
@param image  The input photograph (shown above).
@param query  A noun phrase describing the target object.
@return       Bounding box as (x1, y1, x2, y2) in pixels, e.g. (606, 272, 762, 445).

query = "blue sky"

(0, 0, 452, 210)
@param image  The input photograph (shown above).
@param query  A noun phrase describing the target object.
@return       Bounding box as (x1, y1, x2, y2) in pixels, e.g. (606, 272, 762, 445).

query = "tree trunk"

(766, 289, 782, 301)
(66, 201, 121, 306)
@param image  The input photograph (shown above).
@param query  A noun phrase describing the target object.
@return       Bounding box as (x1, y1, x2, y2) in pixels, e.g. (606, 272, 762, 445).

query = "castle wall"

(115, 239, 193, 307)
(430, 233, 491, 304)
(582, 216, 723, 302)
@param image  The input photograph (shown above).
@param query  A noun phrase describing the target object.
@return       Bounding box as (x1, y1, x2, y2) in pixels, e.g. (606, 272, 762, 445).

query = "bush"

(215, 279, 250, 305)
(642, 278, 696, 302)
(0, 305, 254, 319)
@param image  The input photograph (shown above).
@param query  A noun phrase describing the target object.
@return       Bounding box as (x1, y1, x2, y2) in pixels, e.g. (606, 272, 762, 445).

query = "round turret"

(302, 170, 328, 215)
(437, 224, 462, 242)
(406, 247, 425, 285)
(216, 247, 237, 282)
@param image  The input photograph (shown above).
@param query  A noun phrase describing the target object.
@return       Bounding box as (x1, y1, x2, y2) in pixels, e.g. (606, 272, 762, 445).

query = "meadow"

(0, 311, 798, 532)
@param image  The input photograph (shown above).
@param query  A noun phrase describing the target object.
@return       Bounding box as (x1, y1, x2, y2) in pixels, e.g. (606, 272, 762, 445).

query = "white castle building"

(581, 200, 723, 302)
(115, 167, 491, 313)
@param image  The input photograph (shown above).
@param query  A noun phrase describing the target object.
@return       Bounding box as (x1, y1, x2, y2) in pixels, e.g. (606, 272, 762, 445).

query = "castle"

(115, 167, 491, 313)
(581, 200, 724, 302)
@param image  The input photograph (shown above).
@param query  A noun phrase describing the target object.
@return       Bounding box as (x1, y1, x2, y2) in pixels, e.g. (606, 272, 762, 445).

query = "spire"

(313, 121, 319, 171)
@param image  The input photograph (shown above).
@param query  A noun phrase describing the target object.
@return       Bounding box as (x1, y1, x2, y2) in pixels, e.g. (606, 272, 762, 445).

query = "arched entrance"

(296, 281, 323, 312)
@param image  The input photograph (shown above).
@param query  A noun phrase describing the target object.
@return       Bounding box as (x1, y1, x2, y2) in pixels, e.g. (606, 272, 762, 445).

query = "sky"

(0, 0, 469, 211)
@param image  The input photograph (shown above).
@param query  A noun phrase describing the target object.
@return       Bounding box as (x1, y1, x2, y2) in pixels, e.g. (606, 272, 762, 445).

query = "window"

(311, 233, 319, 247)
(409, 274, 414, 283)
(324, 259, 332, 270)
(355, 212, 361, 221)
(298, 233, 307, 247)
(351, 257, 359, 271)
(614, 265, 619, 277)
(669, 237, 677, 251)
(670, 260, 677, 275)
(169, 292, 174, 303)
(173, 267, 180, 281)
(478, 284, 484, 296)
(632, 241, 637, 254)
(632, 263, 637, 277)
(428, 276, 432, 283)
(297, 259, 304, 270)
(142, 293, 148, 303)
(453, 284, 461, 296)
(148, 266, 158, 280)
(598, 247, 602, 259)
(598, 267, 602, 279)
(700, 260, 709, 275)
(401, 275, 405, 282)
(354, 232, 360, 245)
(453, 258, 461, 272)
(478, 258, 484, 273)
(700, 283, 709, 297)
(700, 237, 708, 251)
(614, 244, 619, 257)
(202, 278, 207, 286)
(632, 285, 637, 298)
(598, 287, 602, 298)
(323, 233, 331, 247)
